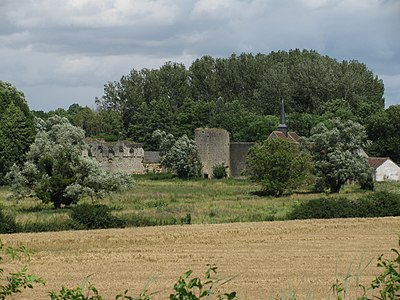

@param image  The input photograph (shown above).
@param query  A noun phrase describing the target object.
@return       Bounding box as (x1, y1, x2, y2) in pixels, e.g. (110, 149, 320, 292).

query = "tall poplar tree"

(0, 81, 36, 184)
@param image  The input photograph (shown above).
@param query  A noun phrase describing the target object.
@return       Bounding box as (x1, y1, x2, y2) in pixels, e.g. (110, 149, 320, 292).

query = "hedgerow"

(289, 191, 400, 220)
(0, 206, 17, 234)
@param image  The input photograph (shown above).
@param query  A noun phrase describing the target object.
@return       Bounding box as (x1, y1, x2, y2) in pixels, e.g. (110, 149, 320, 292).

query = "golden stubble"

(1, 217, 399, 299)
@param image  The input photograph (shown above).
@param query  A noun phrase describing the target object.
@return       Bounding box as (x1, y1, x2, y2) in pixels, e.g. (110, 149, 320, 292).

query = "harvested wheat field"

(1, 217, 400, 299)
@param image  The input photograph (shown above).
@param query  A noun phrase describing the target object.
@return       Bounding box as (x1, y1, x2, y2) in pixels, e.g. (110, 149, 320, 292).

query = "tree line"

(93, 49, 384, 145)
(35, 50, 387, 146)
(1, 49, 399, 184)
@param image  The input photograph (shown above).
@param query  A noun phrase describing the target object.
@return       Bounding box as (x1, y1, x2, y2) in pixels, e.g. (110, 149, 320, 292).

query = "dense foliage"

(0, 82, 36, 184)
(0, 206, 17, 234)
(303, 119, 372, 193)
(289, 191, 400, 220)
(70, 203, 125, 230)
(153, 130, 202, 179)
(365, 105, 400, 164)
(89, 49, 384, 148)
(6, 116, 132, 208)
(26, 50, 395, 157)
(247, 138, 313, 196)
(212, 163, 228, 179)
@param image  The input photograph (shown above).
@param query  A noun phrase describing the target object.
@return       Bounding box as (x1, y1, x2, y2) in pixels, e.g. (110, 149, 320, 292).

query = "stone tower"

(194, 128, 230, 178)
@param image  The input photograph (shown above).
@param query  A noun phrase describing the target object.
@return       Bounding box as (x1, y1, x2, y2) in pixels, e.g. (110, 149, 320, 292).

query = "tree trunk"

(330, 180, 343, 193)
(53, 197, 61, 209)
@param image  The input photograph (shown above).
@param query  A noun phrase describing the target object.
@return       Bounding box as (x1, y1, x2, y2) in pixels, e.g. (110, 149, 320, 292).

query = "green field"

(1, 175, 400, 232)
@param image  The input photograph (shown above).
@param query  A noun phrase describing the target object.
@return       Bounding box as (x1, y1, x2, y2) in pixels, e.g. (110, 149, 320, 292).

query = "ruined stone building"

(80, 100, 300, 178)
(82, 101, 290, 178)
(83, 131, 253, 178)
(194, 128, 230, 178)
(194, 128, 254, 178)
(83, 139, 145, 174)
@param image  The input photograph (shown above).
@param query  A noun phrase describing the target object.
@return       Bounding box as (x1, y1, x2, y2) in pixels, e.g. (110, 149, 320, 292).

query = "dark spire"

(277, 99, 288, 137)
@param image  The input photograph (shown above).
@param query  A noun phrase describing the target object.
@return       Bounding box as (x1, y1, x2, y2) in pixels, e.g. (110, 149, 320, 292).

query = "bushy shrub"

(289, 197, 357, 220)
(247, 138, 313, 196)
(289, 191, 400, 220)
(212, 163, 228, 179)
(70, 204, 125, 230)
(359, 173, 374, 191)
(0, 206, 18, 234)
(359, 191, 400, 217)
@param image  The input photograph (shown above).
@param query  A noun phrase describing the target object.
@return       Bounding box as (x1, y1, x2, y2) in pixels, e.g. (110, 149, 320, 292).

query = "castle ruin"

(84, 129, 253, 178)
(83, 139, 145, 174)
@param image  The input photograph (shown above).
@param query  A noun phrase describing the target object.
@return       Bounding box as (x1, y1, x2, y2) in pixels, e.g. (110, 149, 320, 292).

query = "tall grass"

(0, 178, 398, 233)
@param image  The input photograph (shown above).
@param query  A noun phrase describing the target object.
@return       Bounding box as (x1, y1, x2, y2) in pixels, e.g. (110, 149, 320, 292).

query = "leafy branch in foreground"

(370, 240, 400, 300)
(332, 238, 400, 300)
(168, 265, 237, 300)
(0, 240, 44, 299)
(49, 265, 236, 300)
(49, 277, 103, 300)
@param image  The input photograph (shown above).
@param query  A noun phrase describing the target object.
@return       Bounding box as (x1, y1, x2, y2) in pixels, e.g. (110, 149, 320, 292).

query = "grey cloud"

(0, 0, 399, 111)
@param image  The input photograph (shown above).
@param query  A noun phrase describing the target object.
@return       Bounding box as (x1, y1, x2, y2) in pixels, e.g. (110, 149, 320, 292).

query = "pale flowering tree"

(152, 130, 202, 179)
(303, 119, 372, 193)
(6, 116, 132, 208)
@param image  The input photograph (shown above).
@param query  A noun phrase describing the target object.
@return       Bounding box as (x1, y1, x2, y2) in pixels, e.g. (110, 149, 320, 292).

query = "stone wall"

(83, 139, 145, 174)
(84, 132, 253, 178)
(195, 128, 230, 178)
(229, 142, 255, 177)
(143, 151, 162, 173)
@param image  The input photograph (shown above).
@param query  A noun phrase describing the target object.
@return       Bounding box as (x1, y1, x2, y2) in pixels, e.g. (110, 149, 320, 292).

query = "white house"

(368, 157, 400, 182)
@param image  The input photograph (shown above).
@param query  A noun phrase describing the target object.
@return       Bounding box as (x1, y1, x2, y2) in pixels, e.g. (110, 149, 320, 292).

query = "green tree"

(253, 62, 294, 115)
(365, 105, 400, 164)
(152, 130, 202, 179)
(247, 138, 313, 196)
(304, 119, 372, 193)
(0, 82, 36, 184)
(6, 116, 132, 208)
(287, 112, 321, 137)
(189, 55, 218, 101)
(95, 50, 385, 145)
(66, 104, 98, 136)
(318, 98, 356, 122)
(240, 115, 279, 142)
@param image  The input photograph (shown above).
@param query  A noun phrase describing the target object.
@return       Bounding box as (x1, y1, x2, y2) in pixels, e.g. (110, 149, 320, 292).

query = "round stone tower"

(194, 128, 230, 178)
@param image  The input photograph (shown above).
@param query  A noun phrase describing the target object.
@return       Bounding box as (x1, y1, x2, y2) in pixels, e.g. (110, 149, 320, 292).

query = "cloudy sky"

(1, 0, 399, 111)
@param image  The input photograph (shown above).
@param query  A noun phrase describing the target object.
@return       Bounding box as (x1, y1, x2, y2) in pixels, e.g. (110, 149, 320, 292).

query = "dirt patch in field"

(1, 217, 399, 299)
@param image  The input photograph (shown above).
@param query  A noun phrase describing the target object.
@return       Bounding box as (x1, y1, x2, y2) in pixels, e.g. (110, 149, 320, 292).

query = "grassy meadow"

(1, 175, 400, 232)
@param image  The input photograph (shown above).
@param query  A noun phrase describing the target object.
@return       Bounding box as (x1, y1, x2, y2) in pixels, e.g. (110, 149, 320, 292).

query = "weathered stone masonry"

(84, 130, 254, 178)
(195, 128, 231, 178)
(83, 139, 145, 174)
